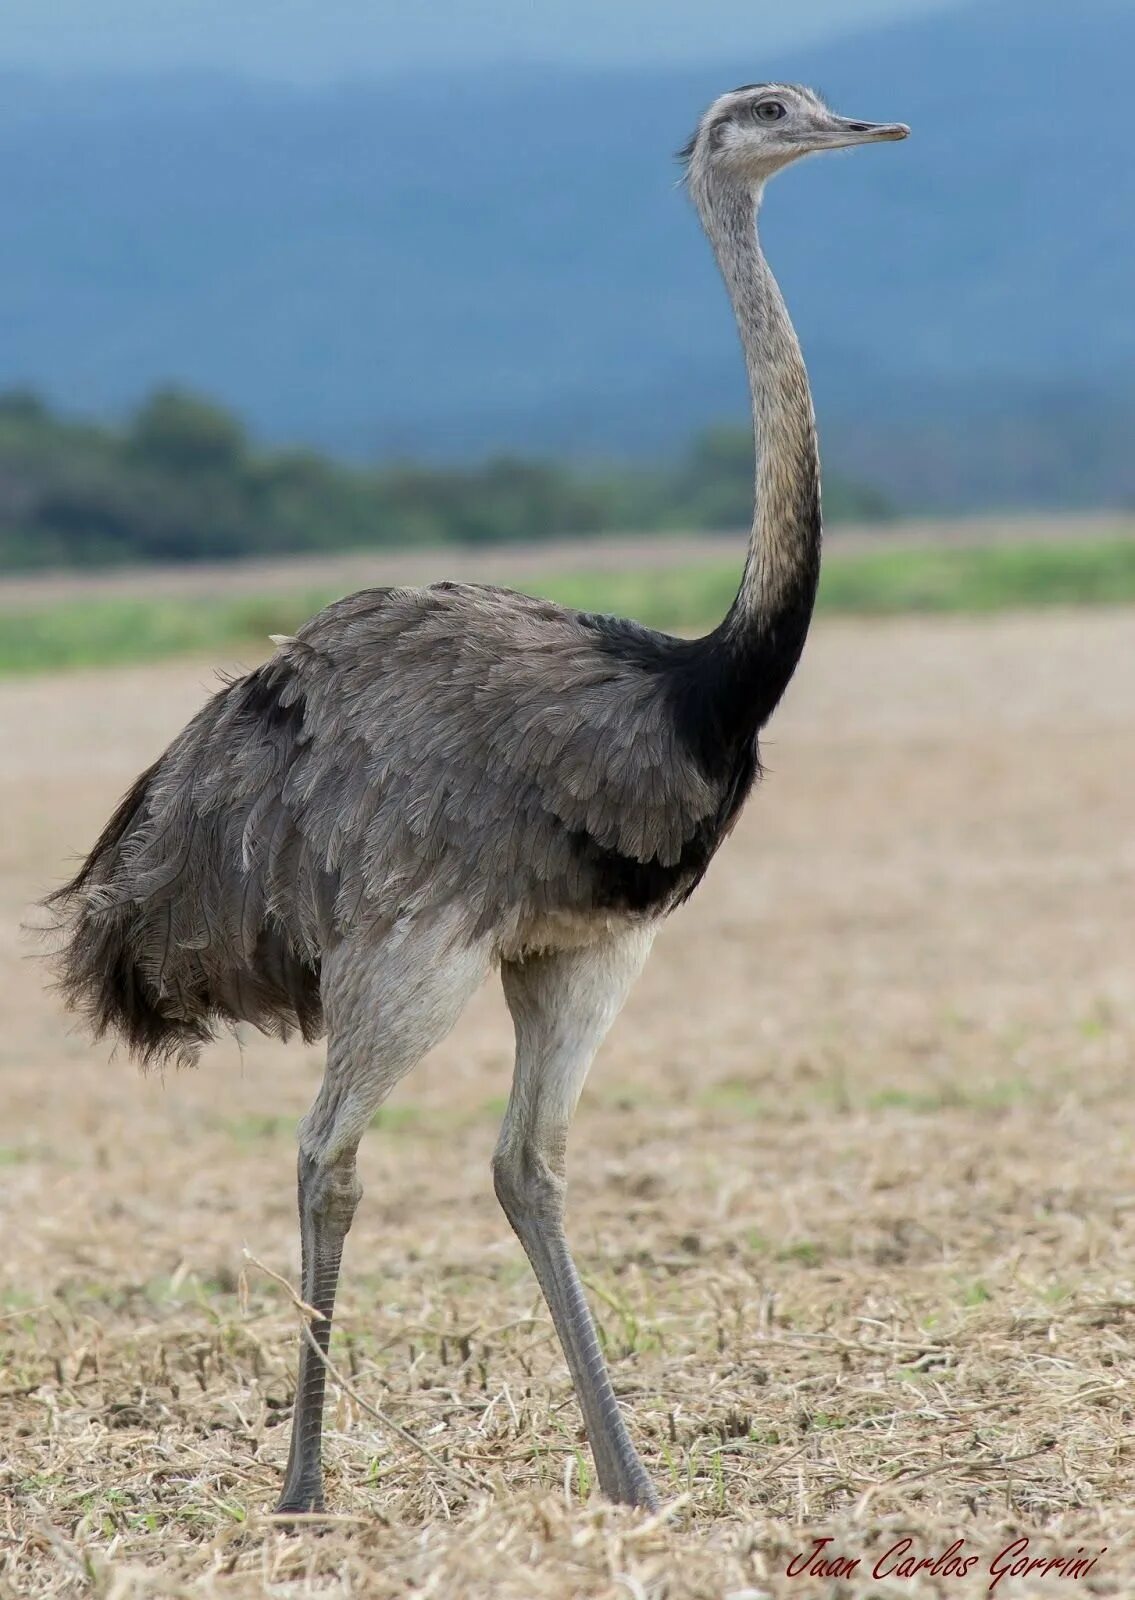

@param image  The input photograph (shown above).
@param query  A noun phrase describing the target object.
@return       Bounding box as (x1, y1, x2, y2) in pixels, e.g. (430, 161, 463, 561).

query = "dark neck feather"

(692, 173, 822, 734)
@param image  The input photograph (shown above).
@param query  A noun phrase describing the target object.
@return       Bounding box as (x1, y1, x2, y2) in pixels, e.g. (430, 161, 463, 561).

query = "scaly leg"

(493, 926, 658, 1509)
(275, 1145, 361, 1514)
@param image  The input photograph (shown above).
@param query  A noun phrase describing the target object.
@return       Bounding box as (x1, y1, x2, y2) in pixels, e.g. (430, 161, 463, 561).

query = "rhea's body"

(60, 568, 814, 1064)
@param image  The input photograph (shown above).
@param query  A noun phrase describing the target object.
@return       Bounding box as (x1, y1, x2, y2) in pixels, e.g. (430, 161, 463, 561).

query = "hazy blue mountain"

(0, 0, 1131, 504)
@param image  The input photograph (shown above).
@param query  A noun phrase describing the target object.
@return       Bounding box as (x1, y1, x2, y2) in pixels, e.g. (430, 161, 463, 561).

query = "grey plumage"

(51, 584, 726, 1064)
(47, 83, 908, 1514)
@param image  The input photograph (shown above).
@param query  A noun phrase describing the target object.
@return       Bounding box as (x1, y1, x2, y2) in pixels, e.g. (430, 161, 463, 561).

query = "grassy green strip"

(3, 537, 1134, 675)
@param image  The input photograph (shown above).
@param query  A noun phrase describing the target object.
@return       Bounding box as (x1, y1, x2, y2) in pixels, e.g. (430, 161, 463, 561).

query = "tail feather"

(45, 667, 327, 1069)
(46, 760, 215, 1066)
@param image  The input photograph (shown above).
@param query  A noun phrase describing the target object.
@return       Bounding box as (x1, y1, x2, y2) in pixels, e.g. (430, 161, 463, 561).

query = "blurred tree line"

(0, 388, 895, 571)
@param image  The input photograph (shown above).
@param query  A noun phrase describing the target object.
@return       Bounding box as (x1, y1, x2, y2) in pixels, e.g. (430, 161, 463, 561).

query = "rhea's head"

(681, 83, 908, 190)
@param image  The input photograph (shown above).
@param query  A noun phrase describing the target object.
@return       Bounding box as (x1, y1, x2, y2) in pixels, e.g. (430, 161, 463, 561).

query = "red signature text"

(785, 1535, 1106, 1590)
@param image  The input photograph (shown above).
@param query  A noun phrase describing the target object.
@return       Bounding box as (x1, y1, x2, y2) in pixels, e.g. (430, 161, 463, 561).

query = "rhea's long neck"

(695, 173, 822, 728)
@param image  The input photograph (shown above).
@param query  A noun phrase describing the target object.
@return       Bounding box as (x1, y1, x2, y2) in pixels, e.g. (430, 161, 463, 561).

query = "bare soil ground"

(1, 608, 1133, 1598)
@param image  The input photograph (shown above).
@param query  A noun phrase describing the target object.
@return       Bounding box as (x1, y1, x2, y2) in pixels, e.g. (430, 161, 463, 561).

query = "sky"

(0, 0, 958, 81)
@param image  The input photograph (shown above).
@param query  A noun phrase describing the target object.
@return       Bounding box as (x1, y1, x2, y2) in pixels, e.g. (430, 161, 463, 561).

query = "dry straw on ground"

(2, 604, 1134, 1597)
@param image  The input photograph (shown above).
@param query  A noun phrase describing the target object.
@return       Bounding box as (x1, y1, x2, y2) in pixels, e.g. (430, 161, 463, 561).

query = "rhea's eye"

(753, 100, 786, 123)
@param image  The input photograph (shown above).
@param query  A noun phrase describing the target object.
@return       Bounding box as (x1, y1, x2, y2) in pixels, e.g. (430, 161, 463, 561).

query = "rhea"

(50, 85, 907, 1513)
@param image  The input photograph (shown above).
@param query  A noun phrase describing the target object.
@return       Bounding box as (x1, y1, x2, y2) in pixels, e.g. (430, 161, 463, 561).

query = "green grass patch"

(776, 1240, 825, 1268)
(369, 1103, 424, 1133)
(0, 590, 334, 674)
(216, 1112, 296, 1143)
(865, 1075, 1037, 1115)
(695, 1077, 768, 1118)
(958, 1280, 994, 1307)
(817, 536, 1135, 613)
(4, 536, 1135, 675)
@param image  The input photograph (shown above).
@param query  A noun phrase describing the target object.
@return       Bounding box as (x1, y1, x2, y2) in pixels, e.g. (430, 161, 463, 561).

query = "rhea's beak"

(826, 116, 911, 146)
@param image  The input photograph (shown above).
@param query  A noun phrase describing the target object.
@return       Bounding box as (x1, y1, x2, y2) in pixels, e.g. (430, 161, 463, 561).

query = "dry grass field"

(2, 605, 1134, 1598)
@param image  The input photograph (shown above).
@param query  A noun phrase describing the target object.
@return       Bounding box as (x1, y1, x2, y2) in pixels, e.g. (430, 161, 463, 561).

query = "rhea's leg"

(493, 926, 658, 1509)
(276, 1144, 361, 1513)
(274, 911, 492, 1515)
